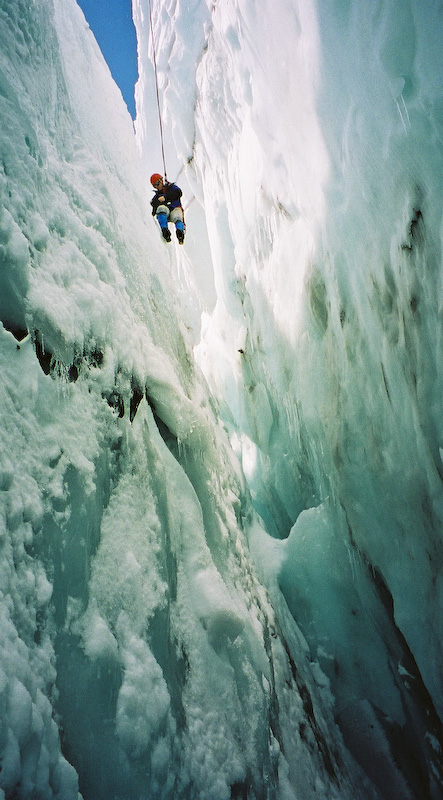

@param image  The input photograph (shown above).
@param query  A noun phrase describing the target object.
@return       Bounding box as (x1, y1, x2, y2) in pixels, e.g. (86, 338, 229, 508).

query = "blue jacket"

(151, 182, 182, 215)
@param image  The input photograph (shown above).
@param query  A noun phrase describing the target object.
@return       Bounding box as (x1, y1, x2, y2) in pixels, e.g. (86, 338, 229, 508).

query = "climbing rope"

(147, 0, 168, 181)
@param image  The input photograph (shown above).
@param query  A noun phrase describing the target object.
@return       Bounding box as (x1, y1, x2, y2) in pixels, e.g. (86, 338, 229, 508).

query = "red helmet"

(150, 173, 163, 186)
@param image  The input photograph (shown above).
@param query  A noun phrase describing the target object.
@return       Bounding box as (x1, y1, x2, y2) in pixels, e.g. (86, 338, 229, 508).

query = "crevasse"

(0, 0, 443, 799)
(136, 0, 443, 798)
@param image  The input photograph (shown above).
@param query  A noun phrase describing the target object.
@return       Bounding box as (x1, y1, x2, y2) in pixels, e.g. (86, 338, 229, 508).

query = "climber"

(150, 174, 185, 244)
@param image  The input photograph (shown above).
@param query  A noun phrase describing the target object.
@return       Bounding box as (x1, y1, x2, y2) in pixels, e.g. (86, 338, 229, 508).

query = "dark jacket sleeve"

(165, 183, 182, 204)
(166, 183, 182, 202)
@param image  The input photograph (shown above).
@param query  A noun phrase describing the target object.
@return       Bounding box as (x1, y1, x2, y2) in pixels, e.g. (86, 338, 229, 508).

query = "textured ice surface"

(1, 0, 443, 798)
(136, 0, 443, 797)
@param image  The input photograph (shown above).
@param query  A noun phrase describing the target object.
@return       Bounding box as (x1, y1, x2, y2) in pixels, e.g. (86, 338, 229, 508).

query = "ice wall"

(0, 1, 378, 799)
(135, 0, 443, 798)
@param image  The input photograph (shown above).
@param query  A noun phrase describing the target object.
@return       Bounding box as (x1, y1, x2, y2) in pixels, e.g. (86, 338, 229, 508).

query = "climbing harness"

(147, 0, 168, 181)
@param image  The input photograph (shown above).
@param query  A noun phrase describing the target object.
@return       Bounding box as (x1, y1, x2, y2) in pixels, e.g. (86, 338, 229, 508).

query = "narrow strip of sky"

(77, 0, 138, 119)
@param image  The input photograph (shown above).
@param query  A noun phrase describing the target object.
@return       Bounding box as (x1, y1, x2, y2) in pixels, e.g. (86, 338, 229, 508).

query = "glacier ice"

(136, 0, 443, 797)
(1, 0, 443, 799)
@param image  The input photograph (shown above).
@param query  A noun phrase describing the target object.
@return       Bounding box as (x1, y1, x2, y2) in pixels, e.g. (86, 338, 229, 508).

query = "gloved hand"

(158, 195, 165, 203)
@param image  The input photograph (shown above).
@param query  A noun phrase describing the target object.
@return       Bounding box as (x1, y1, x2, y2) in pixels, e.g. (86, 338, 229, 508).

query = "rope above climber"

(147, 2, 185, 244)
(150, 174, 185, 244)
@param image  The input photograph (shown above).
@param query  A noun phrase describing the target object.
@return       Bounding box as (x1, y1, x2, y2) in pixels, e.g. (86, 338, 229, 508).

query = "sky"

(77, 0, 138, 118)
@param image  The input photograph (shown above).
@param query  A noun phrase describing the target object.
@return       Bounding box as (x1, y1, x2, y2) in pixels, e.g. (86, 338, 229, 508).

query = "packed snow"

(1, 0, 443, 799)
